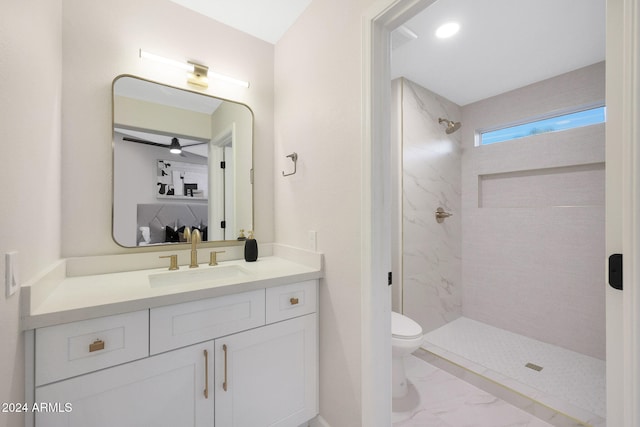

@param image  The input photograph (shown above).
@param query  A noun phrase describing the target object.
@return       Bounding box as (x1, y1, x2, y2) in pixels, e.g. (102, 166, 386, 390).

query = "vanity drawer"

(266, 280, 318, 323)
(35, 310, 149, 386)
(150, 289, 265, 354)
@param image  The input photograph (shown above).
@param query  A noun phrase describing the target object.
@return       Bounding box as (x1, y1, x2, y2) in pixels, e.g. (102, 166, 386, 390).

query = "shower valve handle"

(435, 207, 453, 223)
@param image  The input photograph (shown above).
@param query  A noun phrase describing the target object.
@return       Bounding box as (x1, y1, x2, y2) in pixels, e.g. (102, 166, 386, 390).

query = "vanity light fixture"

(139, 50, 192, 71)
(187, 62, 209, 88)
(139, 49, 250, 88)
(208, 70, 251, 88)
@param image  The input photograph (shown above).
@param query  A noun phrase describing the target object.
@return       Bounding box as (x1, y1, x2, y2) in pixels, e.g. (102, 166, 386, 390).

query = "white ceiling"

(163, 0, 605, 107)
(169, 0, 312, 44)
(391, 0, 606, 106)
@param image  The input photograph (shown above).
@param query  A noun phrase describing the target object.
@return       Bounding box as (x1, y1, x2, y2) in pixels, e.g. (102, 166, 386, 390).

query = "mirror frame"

(111, 74, 255, 248)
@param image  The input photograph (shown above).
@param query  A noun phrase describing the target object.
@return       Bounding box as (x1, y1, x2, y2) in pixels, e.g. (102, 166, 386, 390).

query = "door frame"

(210, 124, 235, 241)
(361, 0, 640, 425)
(606, 0, 640, 425)
(361, 1, 435, 425)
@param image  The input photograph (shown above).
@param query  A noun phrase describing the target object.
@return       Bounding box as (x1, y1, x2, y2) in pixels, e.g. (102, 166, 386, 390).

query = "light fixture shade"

(140, 49, 249, 88)
(169, 138, 182, 154)
(209, 70, 250, 88)
(139, 49, 193, 71)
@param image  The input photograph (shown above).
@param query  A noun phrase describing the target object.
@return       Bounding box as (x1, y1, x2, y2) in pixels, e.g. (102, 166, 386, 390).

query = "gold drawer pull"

(223, 344, 228, 392)
(290, 297, 299, 305)
(89, 339, 105, 352)
(204, 349, 209, 399)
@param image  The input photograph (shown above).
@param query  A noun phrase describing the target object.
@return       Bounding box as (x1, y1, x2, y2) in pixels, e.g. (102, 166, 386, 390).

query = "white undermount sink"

(149, 264, 250, 288)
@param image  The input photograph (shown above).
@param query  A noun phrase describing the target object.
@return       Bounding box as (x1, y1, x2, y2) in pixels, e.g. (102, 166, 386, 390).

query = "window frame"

(475, 103, 606, 147)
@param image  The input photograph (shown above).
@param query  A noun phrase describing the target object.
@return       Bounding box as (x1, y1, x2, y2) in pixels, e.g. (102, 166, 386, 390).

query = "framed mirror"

(112, 75, 253, 247)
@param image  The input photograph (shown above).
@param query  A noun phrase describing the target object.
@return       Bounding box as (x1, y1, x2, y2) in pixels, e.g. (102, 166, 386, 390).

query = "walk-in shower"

(392, 64, 606, 426)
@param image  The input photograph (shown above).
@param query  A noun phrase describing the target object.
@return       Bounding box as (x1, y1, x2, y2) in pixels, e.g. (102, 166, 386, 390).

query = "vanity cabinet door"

(35, 341, 214, 427)
(215, 313, 318, 427)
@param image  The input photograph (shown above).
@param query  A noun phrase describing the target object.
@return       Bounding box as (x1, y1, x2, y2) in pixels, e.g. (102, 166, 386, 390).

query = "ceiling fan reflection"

(122, 136, 208, 156)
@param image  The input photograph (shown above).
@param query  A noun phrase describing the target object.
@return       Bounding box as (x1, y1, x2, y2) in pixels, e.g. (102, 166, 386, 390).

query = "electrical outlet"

(308, 230, 317, 252)
(5, 252, 19, 298)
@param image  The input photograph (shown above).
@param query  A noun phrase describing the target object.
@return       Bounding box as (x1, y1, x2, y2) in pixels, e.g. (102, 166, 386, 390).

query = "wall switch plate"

(308, 230, 317, 252)
(5, 252, 19, 298)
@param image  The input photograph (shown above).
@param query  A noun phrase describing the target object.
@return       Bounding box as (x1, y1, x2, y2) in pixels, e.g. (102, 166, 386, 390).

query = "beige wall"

(114, 95, 213, 140)
(274, 0, 379, 424)
(61, 0, 274, 256)
(0, 1, 63, 426)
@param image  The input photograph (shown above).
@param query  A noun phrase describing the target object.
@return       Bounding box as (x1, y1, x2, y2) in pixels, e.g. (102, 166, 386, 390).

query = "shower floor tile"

(393, 355, 554, 427)
(423, 317, 606, 422)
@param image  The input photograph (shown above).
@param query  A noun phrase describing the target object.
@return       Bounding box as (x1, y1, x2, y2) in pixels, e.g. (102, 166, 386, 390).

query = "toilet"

(392, 311, 423, 399)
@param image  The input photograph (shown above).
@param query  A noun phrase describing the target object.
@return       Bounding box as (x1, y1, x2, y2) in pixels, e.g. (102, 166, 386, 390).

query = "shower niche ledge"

(478, 162, 605, 209)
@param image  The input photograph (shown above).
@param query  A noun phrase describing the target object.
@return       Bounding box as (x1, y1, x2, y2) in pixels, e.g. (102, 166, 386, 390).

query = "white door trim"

(361, 1, 436, 425)
(607, 0, 640, 425)
(209, 125, 232, 241)
(621, 0, 640, 424)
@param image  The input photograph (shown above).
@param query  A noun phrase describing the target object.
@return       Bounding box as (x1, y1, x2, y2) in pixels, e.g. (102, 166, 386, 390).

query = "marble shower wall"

(460, 62, 606, 360)
(395, 64, 605, 360)
(395, 78, 463, 333)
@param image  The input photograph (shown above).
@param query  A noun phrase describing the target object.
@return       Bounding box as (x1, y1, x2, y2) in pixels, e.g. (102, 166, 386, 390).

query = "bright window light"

(479, 106, 606, 146)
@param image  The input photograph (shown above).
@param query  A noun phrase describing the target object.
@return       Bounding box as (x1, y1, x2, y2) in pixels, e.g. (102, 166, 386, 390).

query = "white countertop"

(21, 244, 323, 330)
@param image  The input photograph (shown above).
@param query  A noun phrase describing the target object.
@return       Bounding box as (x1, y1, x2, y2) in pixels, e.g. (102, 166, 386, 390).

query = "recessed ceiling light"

(435, 22, 460, 39)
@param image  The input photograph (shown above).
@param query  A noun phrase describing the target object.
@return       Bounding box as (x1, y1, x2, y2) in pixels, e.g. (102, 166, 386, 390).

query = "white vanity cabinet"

(31, 280, 318, 427)
(36, 341, 215, 427)
(208, 281, 319, 426)
(214, 313, 317, 427)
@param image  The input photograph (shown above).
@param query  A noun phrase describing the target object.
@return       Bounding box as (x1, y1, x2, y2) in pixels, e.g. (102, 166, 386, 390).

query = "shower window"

(477, 105, 606, 146)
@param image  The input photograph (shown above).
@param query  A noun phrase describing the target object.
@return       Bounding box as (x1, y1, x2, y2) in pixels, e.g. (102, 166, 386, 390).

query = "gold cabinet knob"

(290, 297, 299, 305)
(89, 339, 105, 352)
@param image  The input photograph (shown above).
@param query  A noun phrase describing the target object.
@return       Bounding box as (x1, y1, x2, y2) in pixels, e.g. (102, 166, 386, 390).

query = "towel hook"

(282, 152, 298, 177)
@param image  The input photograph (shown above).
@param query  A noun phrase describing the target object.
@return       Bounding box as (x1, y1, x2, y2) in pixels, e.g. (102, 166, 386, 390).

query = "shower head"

(438, 118, 462, 134)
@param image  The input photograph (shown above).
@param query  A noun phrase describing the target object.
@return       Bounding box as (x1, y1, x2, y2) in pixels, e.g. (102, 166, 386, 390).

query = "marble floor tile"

(393, 355, 554, 427)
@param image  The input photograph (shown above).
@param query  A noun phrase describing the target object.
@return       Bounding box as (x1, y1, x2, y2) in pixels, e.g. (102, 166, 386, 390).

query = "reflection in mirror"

(112, 76, 253, 247)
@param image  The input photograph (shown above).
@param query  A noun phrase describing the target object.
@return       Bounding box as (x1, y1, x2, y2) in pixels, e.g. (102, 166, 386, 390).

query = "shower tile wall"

(460, 62, 606, 360)
(397, 78, 463, 333)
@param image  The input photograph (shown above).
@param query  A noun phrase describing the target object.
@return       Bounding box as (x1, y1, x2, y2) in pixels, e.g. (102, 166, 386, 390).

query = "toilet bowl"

(392, 312, 423, 399)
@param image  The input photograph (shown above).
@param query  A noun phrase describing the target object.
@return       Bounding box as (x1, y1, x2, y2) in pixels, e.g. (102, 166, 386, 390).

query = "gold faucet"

(209, 250, 226, 266)
(189, 228, 201, 268)
(159, 254, 179, 271)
